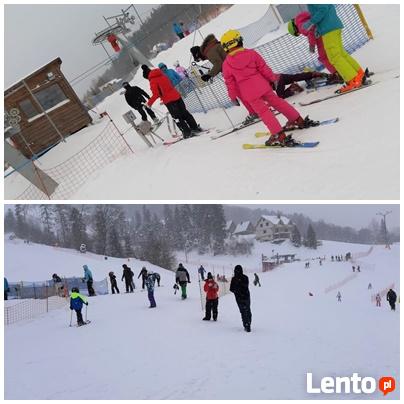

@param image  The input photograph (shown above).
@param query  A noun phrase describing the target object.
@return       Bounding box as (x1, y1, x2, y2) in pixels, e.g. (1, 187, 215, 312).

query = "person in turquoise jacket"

(304, 4, 365, 93)
(158, 63, 183, 86)
(83, 265, 96, 296)
(4, 277, 10, 300)
(70, 287, 88, 326)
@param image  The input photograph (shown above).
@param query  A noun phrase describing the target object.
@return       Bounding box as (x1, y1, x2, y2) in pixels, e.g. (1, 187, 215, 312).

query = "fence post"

(46, 285, 49, 312)
(354, 5, 374, 40)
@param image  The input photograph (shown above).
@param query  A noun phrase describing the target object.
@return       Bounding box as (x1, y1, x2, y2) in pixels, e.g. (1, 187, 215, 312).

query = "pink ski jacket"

(222, 48, 279, 102)
(294, 11, 316, 47)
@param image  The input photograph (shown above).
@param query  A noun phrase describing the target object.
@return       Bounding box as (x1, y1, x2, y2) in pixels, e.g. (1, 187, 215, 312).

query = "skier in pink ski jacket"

(289, 11, 340, 79)
(174, 61, 188, 79)
(221, 29, 307, 145)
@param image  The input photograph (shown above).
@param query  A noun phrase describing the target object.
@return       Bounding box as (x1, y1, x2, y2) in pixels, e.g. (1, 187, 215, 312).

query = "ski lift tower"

(92, 6, 153, 68)
(376, 210, 392, 248)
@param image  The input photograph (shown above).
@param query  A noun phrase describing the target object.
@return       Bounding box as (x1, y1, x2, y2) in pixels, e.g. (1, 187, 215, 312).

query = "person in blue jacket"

(70, 287, 88, 326)
(83, 265, 96, 296)
(4, 277, 10, 300)
(158, 63, 183, 86)
(173, 22, 184, 40)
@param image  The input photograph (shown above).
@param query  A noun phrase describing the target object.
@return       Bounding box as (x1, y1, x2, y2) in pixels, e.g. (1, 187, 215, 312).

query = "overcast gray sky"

(4, 4, 156, 95)
(240, 204, 400, 230)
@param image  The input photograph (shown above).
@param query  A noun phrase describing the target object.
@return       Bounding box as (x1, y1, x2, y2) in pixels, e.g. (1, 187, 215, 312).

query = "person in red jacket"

(202, 272, 219, 321)
(141, 64, 201, 139)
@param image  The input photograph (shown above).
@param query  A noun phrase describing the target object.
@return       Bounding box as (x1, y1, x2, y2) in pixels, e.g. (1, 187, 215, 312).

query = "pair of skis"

(163, 129, 213, 146)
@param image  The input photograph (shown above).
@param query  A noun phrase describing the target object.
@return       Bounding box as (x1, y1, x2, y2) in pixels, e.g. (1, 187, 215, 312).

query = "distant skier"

(122, 264, 134, 293)
(122, 82, 158, 124)
(230, 265, 252, 332)
(336, 291, 342, 302)
(331, 256, 334, 261)
(253, 273, 261, 287)
(83, 265, 96, 296)
(203, 272, 219, 321)
(175, 263, 190, 299)
(158, 63, 183, 86)
(375, 293, 381, 307)
(109, 271, 120, 294)
(154, 272, 161, 287)
(145, 271, 157, 308)
(198, 265, 206, 280)
(357, 265, 361, 272)
(70, 287, 88, 326)
(4, 277, 9, 300)
(138, 267, 148, 290)
(386, 288, 397, 311)
(368, 283, 372, 290)
(352, 266, 356, 272)
(173, 22, 184, 40)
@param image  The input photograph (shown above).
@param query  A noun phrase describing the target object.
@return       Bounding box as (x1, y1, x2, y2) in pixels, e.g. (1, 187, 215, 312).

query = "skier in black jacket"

(109, 271, 120, 294)
(230, 265, 252, 332)
(121, 264, 134, 293)
(138, 267, 148, 290)
(386, 288, 397, 311)
(122, 82, 158, 124)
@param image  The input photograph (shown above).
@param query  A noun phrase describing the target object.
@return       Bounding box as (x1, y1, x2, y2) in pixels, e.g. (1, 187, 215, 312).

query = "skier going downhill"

(253, 273, 261, 287)
(336, 291, 342, 302)
(230, 265, 252, 332)
(198, 265, 207, 280)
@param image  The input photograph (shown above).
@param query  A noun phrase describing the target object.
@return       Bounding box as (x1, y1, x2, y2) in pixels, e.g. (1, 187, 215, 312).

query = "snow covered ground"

(4, 238, 400, 399)
(4, 4, 400, 200)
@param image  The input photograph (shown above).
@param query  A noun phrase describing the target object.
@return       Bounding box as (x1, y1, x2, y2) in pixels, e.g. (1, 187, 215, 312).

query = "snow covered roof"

(260, 215, 291, 225)
(225, 220, 234, 231)
(234, 221, 253, 234)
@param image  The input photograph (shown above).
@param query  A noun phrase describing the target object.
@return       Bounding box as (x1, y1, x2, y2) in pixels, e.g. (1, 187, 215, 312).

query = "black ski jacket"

(124, 85, 151, 108)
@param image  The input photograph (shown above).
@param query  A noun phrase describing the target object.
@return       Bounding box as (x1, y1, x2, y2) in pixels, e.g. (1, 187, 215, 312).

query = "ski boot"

(336, 69, 366, 94)
(244, 324, 251, 332)
(284, 116, 319, 131)
(190, 124, 203, 137)
(242, 113, 259, 126)
(265, 132, 288, 147)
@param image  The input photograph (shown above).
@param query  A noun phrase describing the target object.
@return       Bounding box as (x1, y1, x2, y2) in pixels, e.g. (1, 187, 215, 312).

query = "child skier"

(203, 272, 219, 321)
(336, 291, 342, 302)
(173, 283, 180, 295)
(137, 266, 148, 290)
(220, 29, 312, 146)
(288, 11, 341, 82)
(145, 271, 157, 308)
(198, 265, 206, 280)
(303, 5, 367, 93)
(70, 287, 88, 326)
(375, 293, 381, 307)
(109, 271, 120, 294)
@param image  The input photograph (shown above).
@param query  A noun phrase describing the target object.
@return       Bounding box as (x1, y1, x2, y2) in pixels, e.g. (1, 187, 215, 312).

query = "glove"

(201, 74, 211, 82)
(85, 302, 89, 306)
(302, 21, 313, 31)
(309, 44, 315, 53)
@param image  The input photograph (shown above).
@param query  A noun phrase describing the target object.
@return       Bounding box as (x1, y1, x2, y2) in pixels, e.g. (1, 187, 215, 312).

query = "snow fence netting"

(179, 4, 372, 114)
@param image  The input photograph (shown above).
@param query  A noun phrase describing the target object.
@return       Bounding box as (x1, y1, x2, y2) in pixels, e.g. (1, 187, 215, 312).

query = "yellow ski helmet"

(220, 29, 243, 52)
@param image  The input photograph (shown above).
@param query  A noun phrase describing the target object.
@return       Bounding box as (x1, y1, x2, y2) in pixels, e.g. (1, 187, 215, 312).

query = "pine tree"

(40, 204, 55, 245)
(93, 206, 108, 255)
(107, 226, 123, 257)
(291, 225, 302, 247)
(210, 205, 226, 255)
(14, 204, 27, 239)
(53, 205, 70, 247)
(70, 207, 87, 251)
(5, 208, 16, 233)
(306, 224, 317, 249)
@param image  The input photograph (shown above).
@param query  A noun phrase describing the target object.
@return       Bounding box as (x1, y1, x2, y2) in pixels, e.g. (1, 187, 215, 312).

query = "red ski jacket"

(147, 68, 181, 107)
(204, 279, 219, 300)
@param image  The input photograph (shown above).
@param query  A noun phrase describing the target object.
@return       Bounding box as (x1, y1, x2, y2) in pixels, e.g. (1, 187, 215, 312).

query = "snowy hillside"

(4, 4, 399, 200)
(4, 238, 399, 399)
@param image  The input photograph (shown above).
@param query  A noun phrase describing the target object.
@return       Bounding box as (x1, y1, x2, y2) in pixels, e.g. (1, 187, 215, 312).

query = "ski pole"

(69, 310, 72, 327)
(85, 304, 88, 323)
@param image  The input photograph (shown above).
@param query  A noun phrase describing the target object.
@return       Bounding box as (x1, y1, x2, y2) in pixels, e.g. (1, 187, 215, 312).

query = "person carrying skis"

(230, 265, 252, 332)
(109, 271, 120, 294)
(4, 277, 9, 300)
(386, 288, 397, 311)
(137, 266, 148, 290)
(142, 64, 202, 139)
(288, 11, 341, 81)
(70, 287, 88, 326)
(145, 270, 157, 308)
(83, 265, 96, 296)
(190, 35, 258, 125)
(175, 263, 190, 299)
(158, 63, 183, 86)
(302, 5, 367, 93)
(253, 273, 261, 287)
(375, 293, 381, 307)
(203, 272, 219, 321)
(198, 265, 206, 281)
(336, 291, 342, 302)
(122, 264, 134, 293)
(220, 29, 312, 147)
(122, 82, 158, 124)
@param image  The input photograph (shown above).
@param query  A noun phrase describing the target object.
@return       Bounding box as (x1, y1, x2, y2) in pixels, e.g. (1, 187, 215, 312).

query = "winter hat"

(122, 81, 130, 89)
(207, 272, 213, 279)
(122, 264, 128, 269)
(234, 265, 243, 275)
(158, 62, 167, 70)
(83, 265, 88, 271)
(190, 46, 202, 61)
(141, 64, 151, 79)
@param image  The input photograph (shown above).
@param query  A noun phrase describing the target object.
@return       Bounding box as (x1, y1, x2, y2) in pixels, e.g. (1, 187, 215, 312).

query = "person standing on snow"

(83, 265, 96, 296)
(198, 265, 206, 281)
(109, 271, 120, 294)
(138, 266, 148, 290)
(336, 291, 342, 302)
(145, 270, 157, 308)
(220, 29, 312, 147)
(386, 288, 397, 311)
(142, 64, 202, 139)
(375, 293, 381, 307)
(203, 272, 219, 321)
(122, 264, 134, 293)
(158, 63, 183, 86)
(173, 22, 184, 40)
(368, 283, 372, 290)
(154, 272, 161, 287)
(175, 263, 191, 299)
(230, 265, 252, 332)
(190, 35, 258, 125)
(122, 82, 158, 124)
(70, 287, 88, 326)
(174, 61, 188, 79)
(253, 273, 261, 287)
(302, 5, 367, 93)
